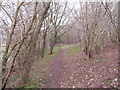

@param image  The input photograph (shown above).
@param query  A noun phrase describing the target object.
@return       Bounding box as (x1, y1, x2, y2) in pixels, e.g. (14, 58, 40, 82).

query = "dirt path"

(45, 45, 118, 88)
(47, 48, 66, 88)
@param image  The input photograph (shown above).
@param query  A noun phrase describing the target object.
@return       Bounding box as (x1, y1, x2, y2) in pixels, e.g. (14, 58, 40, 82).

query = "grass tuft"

(67, 46, 81, 55)
(12, 75, 20, 82)
(18, 80, 38, 88)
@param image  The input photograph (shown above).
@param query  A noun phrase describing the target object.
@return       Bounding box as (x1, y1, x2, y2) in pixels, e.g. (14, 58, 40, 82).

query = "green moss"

(26, 80, 38, 88)
(105, 79, 112, 86)
(40, 77, 49, 84)
(18, 80, 38, 88)
(12, 75, 20, 82)
(53, 46, 59, 53)
(96, 60, 104, 62)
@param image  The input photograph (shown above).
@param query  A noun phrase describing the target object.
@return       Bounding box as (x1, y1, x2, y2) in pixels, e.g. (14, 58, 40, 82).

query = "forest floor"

(59, 44, 118, 88)
(46, 43, 118, 88)
(10, 43, 118, 88)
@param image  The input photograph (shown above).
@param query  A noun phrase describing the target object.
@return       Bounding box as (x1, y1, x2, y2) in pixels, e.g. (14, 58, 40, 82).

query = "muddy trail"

(46, 48, 66, 88)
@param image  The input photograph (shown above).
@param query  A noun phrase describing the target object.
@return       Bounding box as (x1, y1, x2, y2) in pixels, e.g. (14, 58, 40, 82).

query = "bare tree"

(72, 2, 118, 58)
(40, 19, 50, 58)
(21, 2, 51, 84)
(1, 2, 38, 88)
(49, 2, 70, 54)
(2, 2, 24, 83)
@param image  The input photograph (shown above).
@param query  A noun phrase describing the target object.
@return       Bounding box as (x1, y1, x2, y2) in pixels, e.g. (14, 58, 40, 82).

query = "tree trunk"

(21, 2, 51, 83)
(49, 43, 55, 55)
(2, 2, 24, 83)
(49, 32, 57, 55)
(41, 33, 47, 58)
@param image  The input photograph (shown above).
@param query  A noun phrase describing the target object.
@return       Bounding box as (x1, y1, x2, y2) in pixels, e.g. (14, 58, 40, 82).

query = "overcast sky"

(0, 0, 120, 3)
